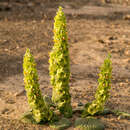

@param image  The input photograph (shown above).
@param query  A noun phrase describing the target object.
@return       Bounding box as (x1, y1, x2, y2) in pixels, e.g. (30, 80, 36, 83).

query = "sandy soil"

(0, 0, 130, 129)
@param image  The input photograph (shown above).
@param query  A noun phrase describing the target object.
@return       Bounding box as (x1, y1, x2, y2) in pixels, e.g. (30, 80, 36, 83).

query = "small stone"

(126, 79, 129, 83)
(119, 82, 124, 87)
(108, 36, 117, 40)
(6, 99, 15, 104)
(78, 102, 84, 106)
(123, 15, 130, 20)
(15, 89, 25, 97)
(98, 39, 105, 43)
(0, 3, 11, 11)
(125, 50, 130, 56)
(16, 46, 19, 49)
(74, 117, 105, 130)
(50, 118, 71, 130)
(27, 2, 35, 7)
(72, 102, 78, 107)
(1, 108, 9, 114)
(4, 49, 8, 51)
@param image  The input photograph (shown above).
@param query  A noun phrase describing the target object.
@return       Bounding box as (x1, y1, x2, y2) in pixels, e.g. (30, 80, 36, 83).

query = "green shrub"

(49, 6, 72, 118)
(23, 48, 55, 123)
(82, 54, 112, 117)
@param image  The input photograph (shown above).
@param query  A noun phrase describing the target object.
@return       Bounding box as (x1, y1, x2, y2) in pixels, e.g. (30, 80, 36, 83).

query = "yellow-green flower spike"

(49, 7, 72, 118)
(23, 48, 55, 123)
(82, 54, 112, 117)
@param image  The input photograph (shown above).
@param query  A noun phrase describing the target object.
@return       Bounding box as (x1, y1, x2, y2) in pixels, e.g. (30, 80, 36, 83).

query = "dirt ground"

(0, 0, 130, 129)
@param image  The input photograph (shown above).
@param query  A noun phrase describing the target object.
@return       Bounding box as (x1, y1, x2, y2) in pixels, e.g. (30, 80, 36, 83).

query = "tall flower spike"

(23, 48, 55, 123)
(82, 54, 112, 117)
(49, 6, 72, 117)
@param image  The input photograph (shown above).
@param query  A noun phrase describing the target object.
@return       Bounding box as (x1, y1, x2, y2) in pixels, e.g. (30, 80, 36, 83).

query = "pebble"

(109, 36, 117, 40)
(123, 15, 130, 20)
(14, 89, 25, 97)
(125, 50, 130, 56)
(98, 39, 105, 43)
(77, 102, 84, 106)
(27, 2, 35, 7)
(1, 108, 9, 114)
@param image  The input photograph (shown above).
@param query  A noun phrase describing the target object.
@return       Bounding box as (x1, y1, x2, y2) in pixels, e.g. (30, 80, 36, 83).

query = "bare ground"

(0, 0, 130, 129)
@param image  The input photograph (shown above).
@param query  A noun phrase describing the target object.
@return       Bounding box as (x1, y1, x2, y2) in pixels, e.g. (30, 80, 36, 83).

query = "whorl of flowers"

(82, 54, 112, 117)
(49, 7, 72, 117)
(23, 48, 55, 123)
